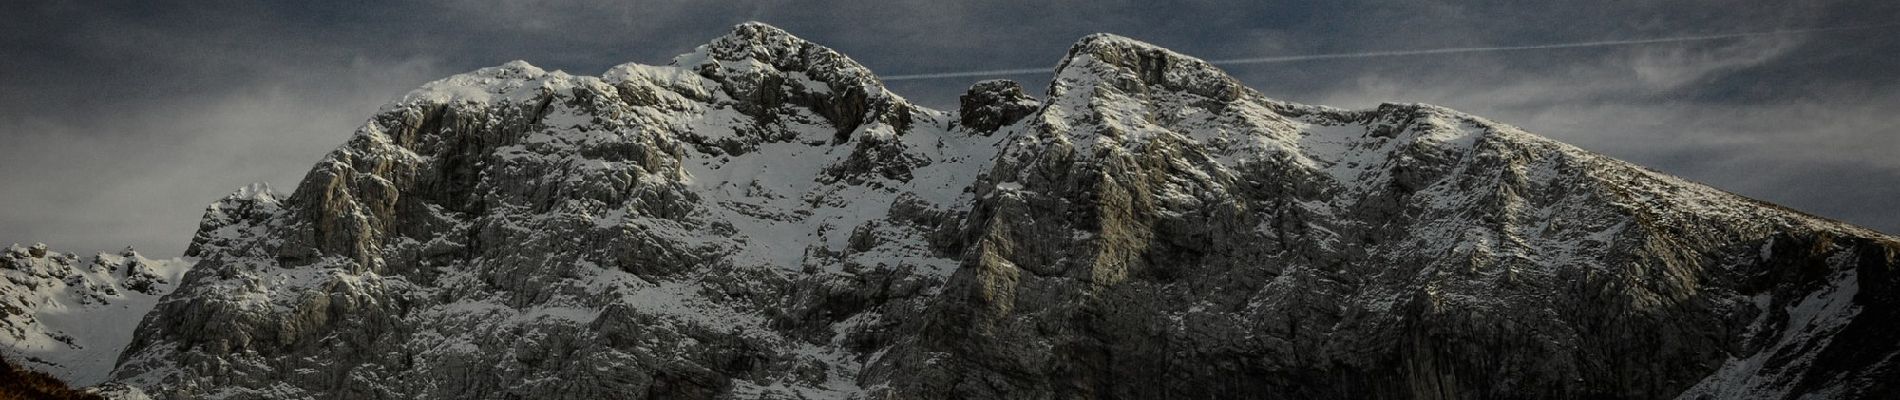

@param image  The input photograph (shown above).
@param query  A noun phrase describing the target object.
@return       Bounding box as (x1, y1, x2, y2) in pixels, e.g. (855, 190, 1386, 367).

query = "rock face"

(958, 80, 1040, 134)
(94, 23, 1897, 399)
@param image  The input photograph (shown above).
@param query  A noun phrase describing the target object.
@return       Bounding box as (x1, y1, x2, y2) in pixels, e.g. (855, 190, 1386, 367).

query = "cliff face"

(93, 23, 1897, 399)
(868, 34, 1899, 400)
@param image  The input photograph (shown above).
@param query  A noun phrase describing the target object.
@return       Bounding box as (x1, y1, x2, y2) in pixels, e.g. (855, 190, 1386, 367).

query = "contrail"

(880, 23, 1900, 81)
(879, 67, 1056, 81)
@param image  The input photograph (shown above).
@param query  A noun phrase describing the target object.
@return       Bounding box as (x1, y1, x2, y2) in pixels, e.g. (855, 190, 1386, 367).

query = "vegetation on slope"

(0, 355, 103, 400)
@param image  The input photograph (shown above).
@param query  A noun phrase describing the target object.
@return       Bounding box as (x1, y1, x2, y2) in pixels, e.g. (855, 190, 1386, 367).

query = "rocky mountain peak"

(685, 22, 838, 68)
(670, 22, 914, 142)
(391, 60, 569, 110)
(1053, 33, 1247, 103)
(957, 79, 1040, 134)
(675, 22, 887, 98)
(184, 182, 283, 258)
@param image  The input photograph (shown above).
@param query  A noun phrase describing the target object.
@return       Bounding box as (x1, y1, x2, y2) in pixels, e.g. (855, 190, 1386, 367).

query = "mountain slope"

(1, 354, 107, 400)
(98, 23, 1898, 399)
(0, 242, 190, 387)
(866, 33, 1898, 400)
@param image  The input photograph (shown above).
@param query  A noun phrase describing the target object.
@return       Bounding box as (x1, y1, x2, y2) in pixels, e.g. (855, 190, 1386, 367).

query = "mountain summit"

(8, 22, 1892, 399)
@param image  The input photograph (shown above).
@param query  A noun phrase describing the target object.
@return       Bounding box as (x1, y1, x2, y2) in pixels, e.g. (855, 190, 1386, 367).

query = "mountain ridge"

(2, 22, 1893, 399)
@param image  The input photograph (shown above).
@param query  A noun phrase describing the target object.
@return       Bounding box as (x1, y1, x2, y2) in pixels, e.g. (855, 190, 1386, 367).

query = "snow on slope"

(34, 22, 1898, 400)
(1, 243, 191, 386)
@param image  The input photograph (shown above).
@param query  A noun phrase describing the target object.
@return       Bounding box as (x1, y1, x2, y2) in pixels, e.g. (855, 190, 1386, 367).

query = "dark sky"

(3, 1, 1897, 256)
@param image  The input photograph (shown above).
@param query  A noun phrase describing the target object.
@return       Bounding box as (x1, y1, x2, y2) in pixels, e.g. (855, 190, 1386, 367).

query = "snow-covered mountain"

(6, 22, 1894, 399)
(1, 243, 190, 387)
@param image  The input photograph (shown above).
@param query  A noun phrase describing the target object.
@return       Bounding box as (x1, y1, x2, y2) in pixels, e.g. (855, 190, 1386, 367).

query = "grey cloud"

(1, 54, 447, 255)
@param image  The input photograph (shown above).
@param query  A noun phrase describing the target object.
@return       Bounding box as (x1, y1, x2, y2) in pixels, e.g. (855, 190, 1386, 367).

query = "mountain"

(0, 242, 190, 387)
(8, 22, 1891, 399)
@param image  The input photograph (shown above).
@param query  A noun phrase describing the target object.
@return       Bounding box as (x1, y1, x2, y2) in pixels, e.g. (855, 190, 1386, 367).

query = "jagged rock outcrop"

(82, 23, 1899, 400)
(957, 80, 1040, 134)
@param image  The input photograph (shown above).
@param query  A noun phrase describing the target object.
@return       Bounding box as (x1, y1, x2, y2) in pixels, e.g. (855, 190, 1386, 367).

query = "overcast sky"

(3, 1, 1896, 257)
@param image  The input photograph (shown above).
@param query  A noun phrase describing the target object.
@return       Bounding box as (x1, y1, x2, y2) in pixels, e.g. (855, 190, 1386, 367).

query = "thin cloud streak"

(880, 67, 1055, 81)
(881, 23, 1900, 81)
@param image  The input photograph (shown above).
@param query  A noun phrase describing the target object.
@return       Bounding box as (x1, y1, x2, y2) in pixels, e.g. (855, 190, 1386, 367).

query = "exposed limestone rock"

(72, 23, 1900, 400)
(957, 80, 1040, 134)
